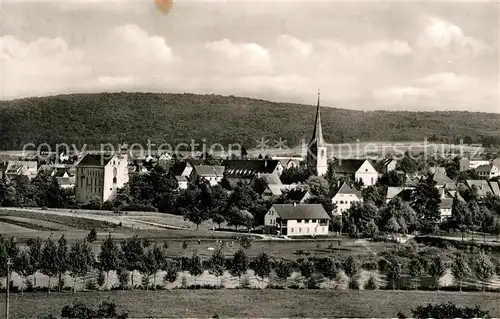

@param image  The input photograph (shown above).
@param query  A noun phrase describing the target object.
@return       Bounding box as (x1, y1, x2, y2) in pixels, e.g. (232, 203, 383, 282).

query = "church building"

(306, 91, 328, 176)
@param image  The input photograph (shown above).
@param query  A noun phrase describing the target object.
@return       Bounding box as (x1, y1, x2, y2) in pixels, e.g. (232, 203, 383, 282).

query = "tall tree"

(451, 253, 471, 292)
(342, 255, 360, 289)
(428, 255, 446, 291)
(299, 259, 315, 289)
(474, 251, 494, 292)
(120, 235, 144, 288)
(189, 251, 204, 286)
(229, 249, 249, 288)
(26, 237, 42, 287)
(408, 256, 425, 290)
(68, 240, 94, 293)
(56, 235, 69, 291)
(322, 257, 338, 290)
(251, 252, 271, 289)
(386, 257, 402, 290)
(411, 175, 441, 230)
(13, 248, 33, 294)
(40, 236, 59, 293)
(98, 235, 120, 290)
(274, 259, 293, 290)
(208, 248, 226, 288)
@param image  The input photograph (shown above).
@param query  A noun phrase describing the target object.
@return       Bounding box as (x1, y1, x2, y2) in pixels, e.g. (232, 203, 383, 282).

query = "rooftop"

(272, 204, 330, 220)
(77, 154, 114, 166)
(194, 165, 225, 177)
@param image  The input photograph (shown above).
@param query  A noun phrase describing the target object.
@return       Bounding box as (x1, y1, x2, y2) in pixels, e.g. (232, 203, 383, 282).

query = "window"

(312, 219, 316, 223)
(297, 219, 302, 223)
(291, 228, 294, 233)
(307, 228, 309, 233)
(299, 228, 302, 233)
(322, 227, 325, 232)
(340, 200, 344, 204)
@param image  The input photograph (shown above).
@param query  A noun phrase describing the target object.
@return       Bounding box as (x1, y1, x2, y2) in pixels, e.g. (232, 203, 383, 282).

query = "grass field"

(2, 289, 499, 318)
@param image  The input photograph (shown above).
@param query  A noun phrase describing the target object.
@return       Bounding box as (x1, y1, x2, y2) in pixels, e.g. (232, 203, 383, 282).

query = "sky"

(1, 0, 499, 112)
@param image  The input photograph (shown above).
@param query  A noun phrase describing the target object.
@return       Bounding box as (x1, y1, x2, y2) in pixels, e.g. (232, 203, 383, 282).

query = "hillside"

(1, 92, 499, 150)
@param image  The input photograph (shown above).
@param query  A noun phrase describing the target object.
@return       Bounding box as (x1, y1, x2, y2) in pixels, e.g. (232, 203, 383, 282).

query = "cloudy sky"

(1, 0, 499, 112)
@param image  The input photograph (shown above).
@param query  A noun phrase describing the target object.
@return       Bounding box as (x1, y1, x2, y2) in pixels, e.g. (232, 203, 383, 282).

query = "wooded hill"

(1, 92, 499, 149)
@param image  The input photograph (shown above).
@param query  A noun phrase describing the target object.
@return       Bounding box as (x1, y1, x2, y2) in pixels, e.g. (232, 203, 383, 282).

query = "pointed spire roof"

(309, 90, 326, 147)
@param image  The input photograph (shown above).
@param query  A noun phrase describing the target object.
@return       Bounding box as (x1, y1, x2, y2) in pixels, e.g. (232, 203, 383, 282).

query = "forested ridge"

(1, 92, 499, 149)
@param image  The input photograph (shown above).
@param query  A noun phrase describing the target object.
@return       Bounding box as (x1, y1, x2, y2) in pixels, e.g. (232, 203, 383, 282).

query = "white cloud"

(416, 16, 490, 58)
(204, 39, 273, 75)
(276, 35, 313, 57)
(1, 35, 89, 98)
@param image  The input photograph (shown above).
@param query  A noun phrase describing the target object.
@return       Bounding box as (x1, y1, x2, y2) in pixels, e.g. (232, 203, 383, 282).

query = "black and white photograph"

(0, 0, 499, 318)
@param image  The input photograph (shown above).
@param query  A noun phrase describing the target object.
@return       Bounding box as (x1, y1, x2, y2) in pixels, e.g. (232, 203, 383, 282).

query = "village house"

(385, 186, 414, 203)
(192, 165, 225, 186)
(331, 182, 363, 215)
(75, 151, 129, 204)
(459, 157, 490, 172)
(464, 180, 495, 197)
(264, 203, 330, 237)
(274, 157, 303, 169)
(331, 158, 378, 187)
(5, 160, 38, 180)
(379, 158, 398, 174)
(222, 159, 283, 188)
(475, 164, 500, 180)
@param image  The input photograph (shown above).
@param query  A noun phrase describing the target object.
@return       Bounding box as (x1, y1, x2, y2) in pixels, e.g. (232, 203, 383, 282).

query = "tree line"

(1, 93, 500, 150)
(1, 234, 500, 293)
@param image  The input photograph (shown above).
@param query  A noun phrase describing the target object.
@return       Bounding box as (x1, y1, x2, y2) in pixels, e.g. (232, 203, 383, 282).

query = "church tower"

(307, 91, 328, 176)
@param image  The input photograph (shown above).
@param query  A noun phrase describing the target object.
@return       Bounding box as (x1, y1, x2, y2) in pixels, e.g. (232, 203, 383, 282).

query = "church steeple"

(310, 90, 325, 147)
(306, 90, 328, 176)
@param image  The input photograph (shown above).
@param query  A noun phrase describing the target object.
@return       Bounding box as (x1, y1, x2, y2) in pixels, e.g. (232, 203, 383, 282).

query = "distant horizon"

(2, 91, 500, 115)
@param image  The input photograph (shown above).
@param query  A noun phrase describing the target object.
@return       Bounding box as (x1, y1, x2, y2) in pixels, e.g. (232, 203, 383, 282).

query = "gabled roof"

(76, 154, 114, 167)
(175, 175, 188, 182)
(264, 185, 283, 196)
(334, 182, 361, 197)
(476, 164, 495, 172)
(488, 181, 500, 196)
(465, 180, 493, 196)
(194, 165, 225, 177)
(222, 159, 280, 176)
(272, 204, 330, 220)
(283, 189, 310, 202)
(261, 173, 282, 185)
(169, 161, 193, 176)
(331, 159, 367, 174)
(432, 172, 453, 185)
(386, 186, 414, 201)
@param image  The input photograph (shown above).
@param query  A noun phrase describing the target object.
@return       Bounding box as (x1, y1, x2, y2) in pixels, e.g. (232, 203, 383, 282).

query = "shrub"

(97, 271, 106, 287)
(364, 275, 378, 290)
(85, 279, 98, 291)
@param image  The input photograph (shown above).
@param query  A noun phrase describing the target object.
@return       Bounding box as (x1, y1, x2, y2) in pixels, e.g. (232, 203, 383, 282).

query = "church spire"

(310, 89, 325, 147)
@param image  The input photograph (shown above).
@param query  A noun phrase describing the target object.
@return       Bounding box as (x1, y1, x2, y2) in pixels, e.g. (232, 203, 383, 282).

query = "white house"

(5, 160, 38, 179)
(264, 203, 330, 237)
(175, 175, 189, 189)
(75, 152, 129, 204)
(331, 182, 362, 215)
(459, 157, 490, 172)
(193, 165, 225, 186)
(475, 164, 500, 180)
(332, 159, 378, 186)
(439, 198, 453, 221)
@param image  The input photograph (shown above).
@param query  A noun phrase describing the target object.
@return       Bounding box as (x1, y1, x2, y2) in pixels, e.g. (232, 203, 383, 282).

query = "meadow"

(1, 289, 500, 319)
